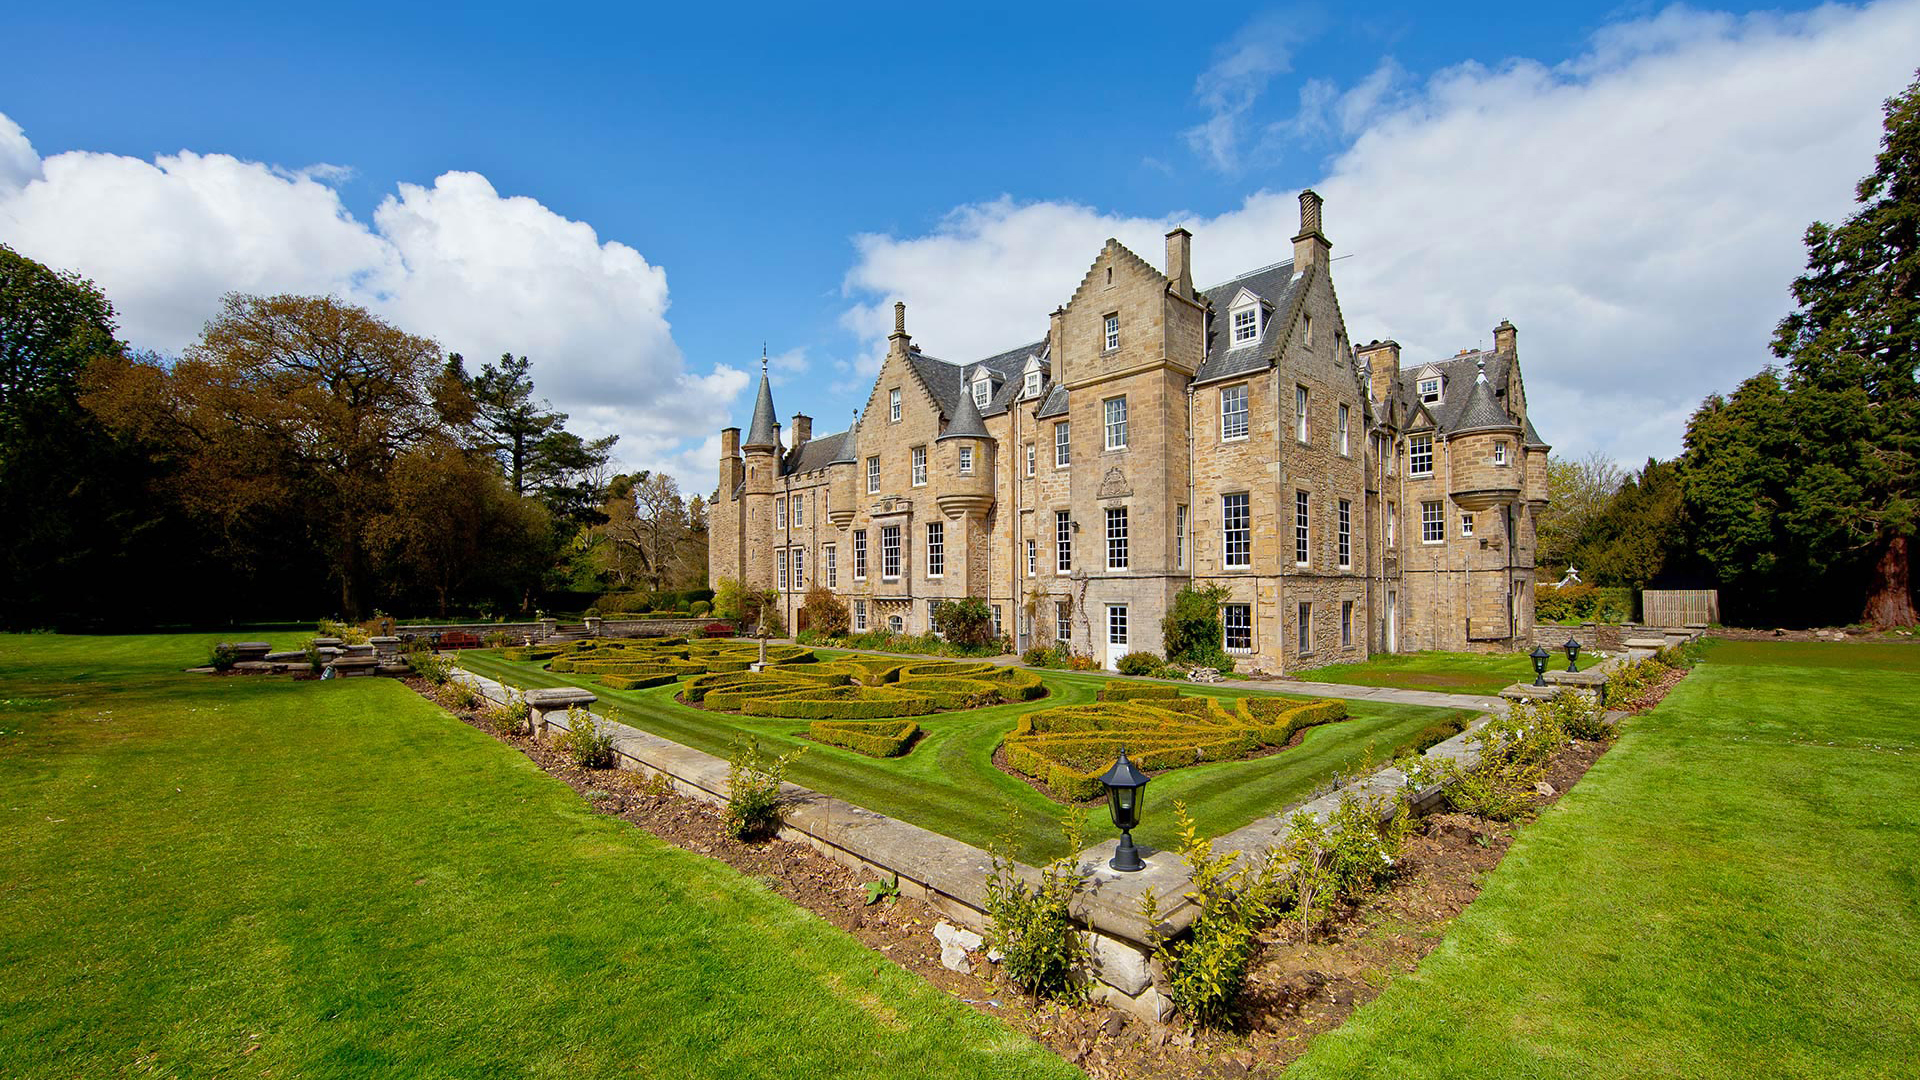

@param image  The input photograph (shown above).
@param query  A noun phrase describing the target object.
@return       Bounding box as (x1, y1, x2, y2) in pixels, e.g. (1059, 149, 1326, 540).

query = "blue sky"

(3, 1, 1916, 489)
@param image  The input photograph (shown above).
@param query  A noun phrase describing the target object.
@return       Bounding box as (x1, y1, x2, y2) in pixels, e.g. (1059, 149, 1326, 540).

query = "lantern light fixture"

(1099, 749, 1150, 873)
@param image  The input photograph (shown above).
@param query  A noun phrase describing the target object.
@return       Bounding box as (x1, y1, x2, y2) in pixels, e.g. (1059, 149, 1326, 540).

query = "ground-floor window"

(1223, 603, 1252, 653)
(824, 545, 836, 588)
(928, 600, 942, 636)
(1056, 601, 1072, 644)
(1341, 600, 1354, 647)
(854, 599, 867, 632)
(888, 613, 903, 633)
(1107, 605, 1128, 647)
(1297, 601, 1312, 655)
(777, 549, 788, 591)
(992, 605, 1003, 639)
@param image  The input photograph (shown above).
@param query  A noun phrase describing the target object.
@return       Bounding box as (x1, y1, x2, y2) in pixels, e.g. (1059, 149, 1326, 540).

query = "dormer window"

(1231, 306, 1258, 345)
(1023, 370, 1041, 398)
(973, 378, 992, 409)
(1418, 377, 1441, 404)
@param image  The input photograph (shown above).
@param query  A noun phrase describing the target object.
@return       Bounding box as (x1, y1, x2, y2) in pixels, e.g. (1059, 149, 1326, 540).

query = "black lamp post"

(1564, 636, 1582, 673)
(1099, 749, 1150, 873)
(1530, 645, 1550, 687)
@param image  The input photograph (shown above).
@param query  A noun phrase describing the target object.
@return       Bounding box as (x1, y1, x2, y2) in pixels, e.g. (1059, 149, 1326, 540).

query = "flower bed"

(1003, 685, 1349, 799)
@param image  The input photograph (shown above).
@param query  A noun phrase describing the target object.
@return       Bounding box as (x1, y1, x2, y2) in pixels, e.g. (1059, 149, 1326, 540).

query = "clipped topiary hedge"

(1003, 692, 1349, 799)
(810, 719, 920, 757)
(597, 672, 680, 691)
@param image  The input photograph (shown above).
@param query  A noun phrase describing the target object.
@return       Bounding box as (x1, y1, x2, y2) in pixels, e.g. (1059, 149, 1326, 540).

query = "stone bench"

(1622, 636, 1668, 662)
(523, 687, 598, 739)
(223, 641, 273, 662)
(329, 655, 379, 677)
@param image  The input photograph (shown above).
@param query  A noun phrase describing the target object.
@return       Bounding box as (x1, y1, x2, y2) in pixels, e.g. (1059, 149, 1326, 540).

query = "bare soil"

(404, 671, 1647, 1078)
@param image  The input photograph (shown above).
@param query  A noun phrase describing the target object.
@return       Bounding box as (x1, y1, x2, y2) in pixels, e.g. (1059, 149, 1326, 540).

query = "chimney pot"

(1292, 189, 1330, 270)
(893, 301, 906, 336)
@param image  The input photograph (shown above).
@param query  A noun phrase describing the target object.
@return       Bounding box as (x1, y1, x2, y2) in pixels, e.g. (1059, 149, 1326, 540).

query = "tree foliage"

(1537, 451, 1624, 572)
(457, 352, 616, 522)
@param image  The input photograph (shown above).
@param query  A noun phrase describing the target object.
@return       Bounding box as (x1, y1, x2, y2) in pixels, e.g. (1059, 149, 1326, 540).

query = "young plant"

(207, 644, 238, 672)
(556, 705, 616, 768)
(862, 874, 900, 906)
(488, 690, 530, 737)
(724, 736, 804, 841)
(407, 651, 454, 686)
(1151, 802, 1288, 1028)
(984, 815, 1086, 1001)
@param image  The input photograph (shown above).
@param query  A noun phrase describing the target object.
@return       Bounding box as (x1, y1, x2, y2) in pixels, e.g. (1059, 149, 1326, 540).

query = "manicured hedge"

(1003, 690, 1349, 799)
(1098, 683, 1181, 701)
(810, 719, 920, 757)
(597, 672, 680, 691)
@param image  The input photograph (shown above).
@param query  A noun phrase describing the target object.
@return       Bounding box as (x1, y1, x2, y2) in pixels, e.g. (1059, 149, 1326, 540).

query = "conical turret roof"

(743, 368, 780, 450)
(1451, 360, 1520, 435)
(936, 380, 992, 441)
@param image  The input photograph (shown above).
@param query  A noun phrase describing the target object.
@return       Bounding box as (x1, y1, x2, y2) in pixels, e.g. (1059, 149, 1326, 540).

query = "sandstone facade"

(711, 192, 1549, 671)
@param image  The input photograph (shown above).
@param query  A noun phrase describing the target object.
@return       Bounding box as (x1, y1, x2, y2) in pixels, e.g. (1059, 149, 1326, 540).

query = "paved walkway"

(772, 639, 1506, 713)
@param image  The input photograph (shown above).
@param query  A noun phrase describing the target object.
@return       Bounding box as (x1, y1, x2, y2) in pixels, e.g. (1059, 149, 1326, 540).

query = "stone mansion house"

(709, 192, 1549, 672)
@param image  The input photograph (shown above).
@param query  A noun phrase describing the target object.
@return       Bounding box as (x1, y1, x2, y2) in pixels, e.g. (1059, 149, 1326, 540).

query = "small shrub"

(801, 586, 850, 639)
(483, 630, 512, 648)
(1021, 645, 1056, 668)
(487, 690, 531, 736)
(207, 644, 238, 672)
(724, 737, 804, 841)
(555, 705, 616, 768)
(689, 600, 711, 617)
(318, 618, 369, 645)
(1545, 688, 1611, 741)
(408, 651, 454, 685)
(1064, 651, 1100, 671)
(1163, 583, 1234, 672)
(930, 597, 996, 649)
(302, 641, 325, 674)
(985, 817, 1086, 1001)
(1149, 802, 1287, 1027)
(444, 680, 481, 712)
(1115, 651, 1162, 676)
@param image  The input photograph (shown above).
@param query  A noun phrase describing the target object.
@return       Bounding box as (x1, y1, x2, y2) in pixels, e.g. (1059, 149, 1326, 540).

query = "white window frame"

(1295, 490, 1310, 567)
(1418, 377, 1440, 404)
(1295, 385, 1309, 443)
(1056, 510, 1072, 574)
(973, 378, 991, 409)
(777, 549, 788, 591)
(926, 521, 944, 578)
(881, 524, 902, 579)
(1024, 370, 1041, 398)
(1460, 513, 1475, 538)
(1055, 421, 1070, 467)
(1422, 501, 1445, 544)
(1104, 396, 1128, 450)
(1026, 538, 1037, 577)
(1386, 501, 1397, 547)
(1223, 493, 1251, 569)
(1024, 442, 1035, 477)
(1493, 441, 1509, 466)
(1107, 604, 1128, 646)
(1230, 305, 1258, 346)
(1303, 311, 1313, 348)
(1338, 404, 1350, 456)
(824, 545, 836, 588)
(1409, 435, 1433, 477)
(1056, 601, 1072, 644)
(1106, 506, 1128, 571)
(1221, 384, 1249, 441)
(992, 605, 1003, 639)
(774, 497, 786, 529)
(853, 530, 868, 580)
(866, 455, 880, 494)
(1298, 601, 1312, 655)
(1176, 505, 1188, 570)
(1103, 313, 1119, 351)
(1338, 499, 1351, 569)
(888, 613, 903, 634)
(792, 547, 805, 590)
(911, 446, 927, 486)
(889, 387, 902, 422)
(958, 445, 973, 475)
(854, 599, 867, 632)
(1223, 603, 1252, 653)
(791, 496, 803, 527)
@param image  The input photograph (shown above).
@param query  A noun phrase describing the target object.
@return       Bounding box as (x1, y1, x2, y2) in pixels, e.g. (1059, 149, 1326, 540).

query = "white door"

(1105, 604, 1129, 670)
(1386, 590, 1398, 653)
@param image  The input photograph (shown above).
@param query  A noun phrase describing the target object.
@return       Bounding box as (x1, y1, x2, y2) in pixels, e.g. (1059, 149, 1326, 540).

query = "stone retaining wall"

(455, 665, 1520, 1022)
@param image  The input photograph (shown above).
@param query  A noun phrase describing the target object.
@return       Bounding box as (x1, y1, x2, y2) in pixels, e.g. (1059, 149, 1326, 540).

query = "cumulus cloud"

(1184, 10, 1313, 173)
(839, 0, 1920, 465)
(0, 122, 739, 488)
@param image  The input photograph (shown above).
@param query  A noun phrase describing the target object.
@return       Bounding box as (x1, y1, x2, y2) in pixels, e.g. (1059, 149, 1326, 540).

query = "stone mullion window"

(1409, 436, 1433, 476)
(1223, 493, 1251, 569)
(1106, 507, 1129, 571)
(1338, 500, 1351, 569)
(1055, 421, 1070, 467)
(926, 521, 944, 578)
(1223, 603, 1252, 653)
(881, 525, 902, 579)
(1056, 511, 1072, 573)
(1295, 491, 1311, 566)
(825, 545, 837, 588)
(853, 530, 868, 580)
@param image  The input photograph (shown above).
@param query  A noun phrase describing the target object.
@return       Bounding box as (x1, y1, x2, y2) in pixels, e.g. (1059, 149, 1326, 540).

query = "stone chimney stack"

(888, 300, 911, 357)
(1357, 339, 1401, 406)
(1493, 319, 1517, 356)
(1048, 306, 1066, 382)
(1164, 227, 1193, 301)
(719, 427, 742, 495)
(791, 414, 811, 446)
(1292, 189, 1331, 272)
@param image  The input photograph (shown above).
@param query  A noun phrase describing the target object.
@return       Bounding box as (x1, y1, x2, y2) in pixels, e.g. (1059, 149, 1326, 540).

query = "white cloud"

(839, 0, 1920, 466)
(1184, 10, 1311, 173)
(0, 123, 738, 489)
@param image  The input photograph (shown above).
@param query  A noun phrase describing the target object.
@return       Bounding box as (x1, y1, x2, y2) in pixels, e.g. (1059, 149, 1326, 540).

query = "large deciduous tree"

(1537, 451, 1624, 573)
(595, 471, 691, 593)
(86, 294, 458, 617)
(368, 445, 551, 616)
(1767, 72, 1920, 627)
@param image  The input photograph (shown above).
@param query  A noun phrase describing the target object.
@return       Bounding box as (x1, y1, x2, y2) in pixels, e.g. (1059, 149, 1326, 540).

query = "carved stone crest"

(1097, 467, 1132, 500)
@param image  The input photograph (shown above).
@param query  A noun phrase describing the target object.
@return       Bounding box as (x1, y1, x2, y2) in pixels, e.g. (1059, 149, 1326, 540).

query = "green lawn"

(457, 649, 1474, 864)
(0, 633, 1080, 1080)
(1300, 649, 1546, 696)
(1288, 639, 1920, 1079)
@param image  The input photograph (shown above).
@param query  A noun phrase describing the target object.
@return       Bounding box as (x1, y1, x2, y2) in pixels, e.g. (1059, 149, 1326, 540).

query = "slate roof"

(906, 339, 1048, 424)
(1392, 349, 1525, 437)
(1192, 260, 1302, 387)
(782, 429, 852, 475)
(743, 370, 780, 449)
(1035, 383, 1069, 419)
(1523, 415, 1549, 449)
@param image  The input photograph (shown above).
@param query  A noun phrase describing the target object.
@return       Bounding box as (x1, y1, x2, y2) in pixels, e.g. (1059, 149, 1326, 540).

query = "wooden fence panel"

(1641, 589, 1719, 626)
